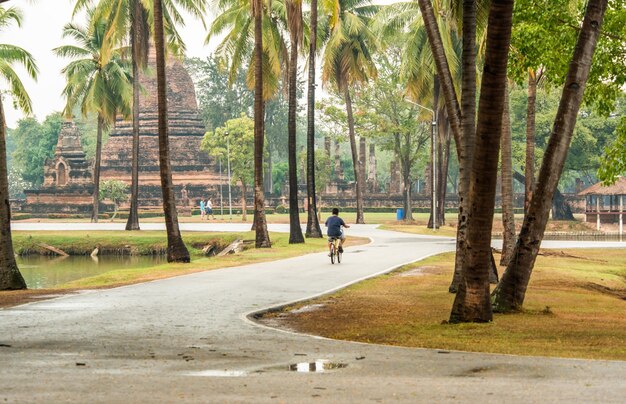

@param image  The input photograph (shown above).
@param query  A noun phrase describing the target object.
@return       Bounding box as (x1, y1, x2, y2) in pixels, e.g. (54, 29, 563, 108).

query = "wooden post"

(619, 195, 624, 241)
(596, 195, 600, 231)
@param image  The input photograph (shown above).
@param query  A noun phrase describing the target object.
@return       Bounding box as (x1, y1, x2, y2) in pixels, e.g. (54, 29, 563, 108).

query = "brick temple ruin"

(99, 47, 221, 210)
(22, 121, 95, 214)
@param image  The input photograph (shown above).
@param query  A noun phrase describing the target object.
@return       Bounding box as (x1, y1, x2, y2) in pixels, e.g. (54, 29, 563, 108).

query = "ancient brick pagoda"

(22, 121, 95, 214)
(99, 47, 221, 209)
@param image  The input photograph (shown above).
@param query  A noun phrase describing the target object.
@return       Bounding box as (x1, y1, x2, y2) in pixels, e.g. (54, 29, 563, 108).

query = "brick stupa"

(22, 121, 95, 214)
(99, 47, 220, 209)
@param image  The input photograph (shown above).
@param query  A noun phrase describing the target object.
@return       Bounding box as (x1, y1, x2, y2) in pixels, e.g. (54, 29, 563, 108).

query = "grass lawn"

(267, 248, 626, 361)
(1, 231, 367, 308)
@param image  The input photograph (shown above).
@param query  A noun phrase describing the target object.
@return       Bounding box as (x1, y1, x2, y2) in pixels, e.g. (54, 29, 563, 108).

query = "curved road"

(1, 223, 625, 403)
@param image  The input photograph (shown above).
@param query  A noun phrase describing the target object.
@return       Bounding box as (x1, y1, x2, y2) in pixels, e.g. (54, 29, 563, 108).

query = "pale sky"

(2, 1, 211, 128)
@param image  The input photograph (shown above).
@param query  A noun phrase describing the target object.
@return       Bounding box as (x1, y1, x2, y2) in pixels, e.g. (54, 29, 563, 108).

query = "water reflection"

(17, 255, 166, 289)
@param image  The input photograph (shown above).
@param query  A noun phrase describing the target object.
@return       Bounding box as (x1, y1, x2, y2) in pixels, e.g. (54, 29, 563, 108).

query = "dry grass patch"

(270, 249, 626, 360)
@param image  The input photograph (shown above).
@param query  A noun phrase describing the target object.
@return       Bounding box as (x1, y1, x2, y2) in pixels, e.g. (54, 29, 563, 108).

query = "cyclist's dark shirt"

(325, 215, 346, 237)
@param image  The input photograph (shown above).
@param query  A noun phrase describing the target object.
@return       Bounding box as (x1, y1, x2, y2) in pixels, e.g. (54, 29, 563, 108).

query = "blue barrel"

(396, 208, 404, 220)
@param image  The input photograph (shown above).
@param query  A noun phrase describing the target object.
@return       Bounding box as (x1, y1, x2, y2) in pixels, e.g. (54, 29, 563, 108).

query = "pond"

(17, 255, 166, 289)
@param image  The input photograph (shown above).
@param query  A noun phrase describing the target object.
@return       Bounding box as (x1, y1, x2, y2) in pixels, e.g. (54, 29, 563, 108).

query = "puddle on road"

(184, 369, 248, 377)
(289, 359, 348, 373)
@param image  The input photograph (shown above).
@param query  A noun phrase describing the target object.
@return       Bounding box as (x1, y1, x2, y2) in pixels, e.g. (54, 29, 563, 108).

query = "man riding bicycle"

(325, 208, 350, 256)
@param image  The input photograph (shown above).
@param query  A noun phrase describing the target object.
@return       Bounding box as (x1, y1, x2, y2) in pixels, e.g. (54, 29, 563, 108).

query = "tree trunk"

(402, 167, 413, 222)
(438, 110, 451, 226)
(265, 143, 273, 194)
(552, 188, 575, 220)
(344, 88, 364, 224)
(288, 31, 304, 244)
(241, 180, 247, 222)
(500, 82, 516, 266)
(359, 135, 367, 200)
(449, 0, 514, 323)
(253, 0, 271, 248)
(125, 0, 142, 231)
(0, 99, 26, 290)
(153, 0, 189, 262)
(492, 0, 607, 313)
(368, 143, 377, 193)
(305, 0, 323, 238)
(524, 70, 537, 214)
(91, 115, 104, 223)
(448, 0, 478, 292)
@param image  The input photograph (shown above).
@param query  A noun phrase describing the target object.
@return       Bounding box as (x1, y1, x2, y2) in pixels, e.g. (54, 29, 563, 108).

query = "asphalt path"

(1, 223, 625, 403)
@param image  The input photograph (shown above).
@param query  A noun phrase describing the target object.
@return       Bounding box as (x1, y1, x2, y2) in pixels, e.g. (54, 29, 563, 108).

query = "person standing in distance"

(325, 208, 350, 256)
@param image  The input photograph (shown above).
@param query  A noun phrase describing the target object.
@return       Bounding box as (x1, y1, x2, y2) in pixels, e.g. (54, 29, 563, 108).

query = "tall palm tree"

(74, 0, 206, 231)
(206, 0, 288, 101)
(322, 0, 379, 224)
(152, 0, 189, 262)
(492, 0, 608, 313)
(286, 0, 304, 243)
(0, 5, 38, 290)
(54, 12, 132, 224)
(304, 0, 322, 238)
(252, 0, 271, 247)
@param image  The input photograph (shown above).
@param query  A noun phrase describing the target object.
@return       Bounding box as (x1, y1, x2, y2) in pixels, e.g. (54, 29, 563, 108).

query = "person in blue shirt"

(325, 207, 350, 255)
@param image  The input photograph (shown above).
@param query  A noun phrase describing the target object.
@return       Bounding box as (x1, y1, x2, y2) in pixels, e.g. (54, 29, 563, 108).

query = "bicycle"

(329, 237, 342, 264)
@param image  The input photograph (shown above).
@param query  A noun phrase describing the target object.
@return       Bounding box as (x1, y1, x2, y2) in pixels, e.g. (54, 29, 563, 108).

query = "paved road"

(1, 224, 626, 403)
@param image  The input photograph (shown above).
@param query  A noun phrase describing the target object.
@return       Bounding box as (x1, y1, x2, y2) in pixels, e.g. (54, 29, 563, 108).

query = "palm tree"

(322, 0, 379, 224)
(252, 0, 271, 247)
(206, 0, 288, 101)
(74, 0, 206, 231)
(304, 0, 322, 238)
(492, 0, 609, 313)
(152, 0, 190, 261)
(54, 12, 132, 224)
(448, 0, 515, 323)
(286, 0, 304, 244)
(0, 5, 38, 290)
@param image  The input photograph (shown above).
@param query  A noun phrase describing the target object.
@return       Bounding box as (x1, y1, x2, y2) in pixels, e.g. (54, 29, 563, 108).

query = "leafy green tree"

(0, 4, 38, 290)
(12, 113, 62, 187)
(598, 117, 626, 184)
(355, 53, 429, 222)
(201, 114, 255, 221)
(99, 179, 129, 220)
(54, 10, 132, 223)
(185, 56, 254, 132)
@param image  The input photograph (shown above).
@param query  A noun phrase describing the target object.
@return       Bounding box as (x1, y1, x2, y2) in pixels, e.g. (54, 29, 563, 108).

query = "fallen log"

(38, 243, 69, 257)
(217, 239, 244, 257)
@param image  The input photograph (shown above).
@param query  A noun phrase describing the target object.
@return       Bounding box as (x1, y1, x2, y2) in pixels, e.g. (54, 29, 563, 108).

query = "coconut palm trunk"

(125, 0, 143, 231)
(253, 0, 271, 248)
(492, 0, 608, 313)
(449, 0, 514, 323)
(416, 0, 468, 293)
(344, 87, 364, 224)
(0, 100, 26, 290)
(500, 82, 515, 266)
(153, 0, 189, 262)
(524, 69, 538, 214)
(287, 3, 304, 244)
(91, 115, 104, 223)
(305, 0, 322, 238)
